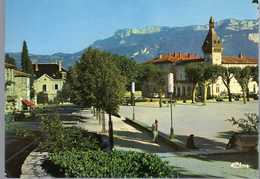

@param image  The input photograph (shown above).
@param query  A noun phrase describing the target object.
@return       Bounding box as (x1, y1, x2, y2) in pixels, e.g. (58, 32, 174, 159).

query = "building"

(14, 70, 31, 110)
(32, 62, 67, 102)
(5, 63, 31, 112)
(148, 17, 258, 99)
(5, 63, 16, 112)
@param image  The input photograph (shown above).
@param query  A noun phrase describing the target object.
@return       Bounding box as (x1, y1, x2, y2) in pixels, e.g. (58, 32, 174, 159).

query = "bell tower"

(202, 16, 223, 65)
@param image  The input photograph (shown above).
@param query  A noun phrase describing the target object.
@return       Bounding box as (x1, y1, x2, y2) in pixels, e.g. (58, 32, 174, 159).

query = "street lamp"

(131, 82, 135, 120)
(168, 73, 174, 139)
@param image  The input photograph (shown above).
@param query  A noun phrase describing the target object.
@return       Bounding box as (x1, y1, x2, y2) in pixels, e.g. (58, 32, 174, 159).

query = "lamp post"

(168, 73, 174, 139)
(131, 82, 135, 120)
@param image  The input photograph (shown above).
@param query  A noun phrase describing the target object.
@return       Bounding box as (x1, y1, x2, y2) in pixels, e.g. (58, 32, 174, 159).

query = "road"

(119, 101, 258, 149)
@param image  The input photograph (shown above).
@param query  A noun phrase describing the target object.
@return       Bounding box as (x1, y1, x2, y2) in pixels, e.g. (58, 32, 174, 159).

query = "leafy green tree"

(185, 63, 204, 103)
(249, 66, 258, 84)
(201, 64, 219, 105)
(136, 64, 167, 107)
(112, 55, 138, 90)
(69, 48, 127, 149)
(5, 54, 16, 66)
(21, 40, 33, 74)
(233, 67, 252, 104)
(217, 66, 239, 102)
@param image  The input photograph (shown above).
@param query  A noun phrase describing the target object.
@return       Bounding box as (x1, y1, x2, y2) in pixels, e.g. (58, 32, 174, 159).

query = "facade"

(148, 17, 258, 99)
(5, 63, 31, 112)
(14, 70, 31, 110)
(5, 63, 16, 112)
(32, 62, 66, 102)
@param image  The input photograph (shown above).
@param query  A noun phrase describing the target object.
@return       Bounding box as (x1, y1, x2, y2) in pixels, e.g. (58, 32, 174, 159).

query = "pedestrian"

(152, 119, 159, 143)
(186, 134, 198, 149)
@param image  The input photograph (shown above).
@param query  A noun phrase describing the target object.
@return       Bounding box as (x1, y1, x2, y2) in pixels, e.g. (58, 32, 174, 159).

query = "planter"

(234, 134, 258, 152)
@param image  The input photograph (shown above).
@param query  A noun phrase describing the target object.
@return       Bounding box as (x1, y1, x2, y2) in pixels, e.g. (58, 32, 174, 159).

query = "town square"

(3, 0, 259, 178)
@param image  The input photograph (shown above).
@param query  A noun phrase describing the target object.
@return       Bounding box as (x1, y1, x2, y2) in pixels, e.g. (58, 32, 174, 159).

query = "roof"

(33, 63, 66, 79)
(202, 17, 222, 53)
(147, 52, 204, 64)
(222, 56, 258, 64)
(5, 63, 16, 69)
(14, 70, 31, 77)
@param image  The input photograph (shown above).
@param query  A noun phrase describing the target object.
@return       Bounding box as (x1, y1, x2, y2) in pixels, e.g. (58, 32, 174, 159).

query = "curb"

(122, 117, 187, 151)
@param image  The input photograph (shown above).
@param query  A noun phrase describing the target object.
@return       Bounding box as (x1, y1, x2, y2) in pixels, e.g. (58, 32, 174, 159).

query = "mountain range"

(8, 18, 259, 69)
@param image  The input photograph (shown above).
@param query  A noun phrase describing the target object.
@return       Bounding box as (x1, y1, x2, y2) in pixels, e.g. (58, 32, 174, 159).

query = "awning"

(21, 99, 36, 108)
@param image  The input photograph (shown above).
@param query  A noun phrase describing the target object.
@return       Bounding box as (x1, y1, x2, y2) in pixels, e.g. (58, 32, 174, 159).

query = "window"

(55, 84, 59, 90)
(42, 84, 47, 92)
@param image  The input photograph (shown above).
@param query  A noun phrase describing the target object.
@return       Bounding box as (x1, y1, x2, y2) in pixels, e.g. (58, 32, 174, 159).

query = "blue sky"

(5, 0, 258, 54)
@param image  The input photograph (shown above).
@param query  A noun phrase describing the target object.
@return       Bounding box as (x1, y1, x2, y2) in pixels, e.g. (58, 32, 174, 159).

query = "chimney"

(58, 61, 62, 72)
(35, 63, 39, 72)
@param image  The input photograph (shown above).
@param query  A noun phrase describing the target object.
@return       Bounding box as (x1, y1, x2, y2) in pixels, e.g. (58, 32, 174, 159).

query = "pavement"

(119, 101, 258, 150)
(72, 108, 258, 179)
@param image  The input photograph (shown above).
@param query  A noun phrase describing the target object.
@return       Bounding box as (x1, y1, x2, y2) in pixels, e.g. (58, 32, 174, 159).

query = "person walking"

(152, 119, 159, 143)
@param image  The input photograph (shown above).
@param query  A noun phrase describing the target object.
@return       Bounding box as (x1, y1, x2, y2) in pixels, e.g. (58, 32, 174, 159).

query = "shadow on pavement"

(114, 130, 176, 153)
(174, 134, 226, 150)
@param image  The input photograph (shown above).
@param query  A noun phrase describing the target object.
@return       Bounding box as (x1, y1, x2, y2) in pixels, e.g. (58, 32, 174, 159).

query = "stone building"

(148, 17, 258, 99)
(5, 63, 31, 112)
(33, 62, 66, 102)
(14, 70, 31, 110)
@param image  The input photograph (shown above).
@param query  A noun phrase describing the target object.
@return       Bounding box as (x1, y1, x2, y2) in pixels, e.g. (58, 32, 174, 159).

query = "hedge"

(49, 149, 176, 178)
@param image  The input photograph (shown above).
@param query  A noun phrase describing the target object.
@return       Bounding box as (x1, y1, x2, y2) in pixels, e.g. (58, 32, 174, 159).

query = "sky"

(5, 0, 258, 54)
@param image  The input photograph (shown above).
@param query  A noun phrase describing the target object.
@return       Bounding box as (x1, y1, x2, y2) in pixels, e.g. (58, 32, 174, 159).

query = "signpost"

(168, 73, 174, 139)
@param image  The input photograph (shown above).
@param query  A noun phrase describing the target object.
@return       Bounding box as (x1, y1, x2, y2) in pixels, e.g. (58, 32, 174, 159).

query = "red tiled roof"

(222, 56, 257, 64)
(147, 52, 204, 64)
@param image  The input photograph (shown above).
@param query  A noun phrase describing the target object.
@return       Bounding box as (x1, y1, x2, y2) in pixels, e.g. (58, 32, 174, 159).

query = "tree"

(5, 54, 16, 66)
(21, 40, 33, 74)
(185, 63, 204, 103)
(200, 64, 219, 105)
(249, 66, 258, 84)
(136, 64, 167, 107)
(217, 66, 239, 102)
(233, 67, 252, 104)
(69, 48, 127, 149)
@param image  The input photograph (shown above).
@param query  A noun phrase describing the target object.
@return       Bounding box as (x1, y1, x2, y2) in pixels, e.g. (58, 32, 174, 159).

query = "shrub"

(39, 114, 101, 152)
(226, 113, 259, 134)
(48, 149, 176, 178)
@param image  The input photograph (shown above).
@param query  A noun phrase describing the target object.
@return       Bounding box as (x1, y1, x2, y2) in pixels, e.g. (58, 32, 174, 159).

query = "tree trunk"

(242, 88, 247, 104)
(96, 108, 99, 121)
(192, 83, 197, 103)
(101, 110, 106, 133)
(246, 87, 250, 102)
(159, 89, 162, 108)
(108, 113, 113, 150)
(93, 107, 96, 116)
(203, 82, 207, 105)
(227, 87, 232, 102)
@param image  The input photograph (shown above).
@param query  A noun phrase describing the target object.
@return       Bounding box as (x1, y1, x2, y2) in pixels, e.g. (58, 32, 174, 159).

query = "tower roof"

(202, 17, 222, 53)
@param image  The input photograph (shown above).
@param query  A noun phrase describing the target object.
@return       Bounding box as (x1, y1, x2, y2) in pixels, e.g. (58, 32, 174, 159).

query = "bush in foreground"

(49, 149, 176, 178)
